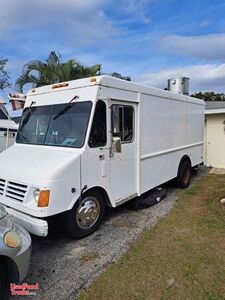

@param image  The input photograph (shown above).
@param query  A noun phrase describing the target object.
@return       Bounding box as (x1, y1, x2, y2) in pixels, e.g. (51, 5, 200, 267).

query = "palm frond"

(46, 51, 60, 68)
(15, 51, 102, 91)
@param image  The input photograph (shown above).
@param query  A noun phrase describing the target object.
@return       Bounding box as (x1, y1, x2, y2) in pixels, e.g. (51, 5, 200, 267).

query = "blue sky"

(1, 0, 225, 115)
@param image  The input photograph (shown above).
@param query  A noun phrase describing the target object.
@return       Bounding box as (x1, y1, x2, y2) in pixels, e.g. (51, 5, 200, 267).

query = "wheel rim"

(182, 164, 190, 184)
(76, 196, 100, 230)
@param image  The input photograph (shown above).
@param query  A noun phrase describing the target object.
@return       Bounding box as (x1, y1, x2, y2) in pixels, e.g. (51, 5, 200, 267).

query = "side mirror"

(111, 136, 122, 154)
(112, 105, 120, 134)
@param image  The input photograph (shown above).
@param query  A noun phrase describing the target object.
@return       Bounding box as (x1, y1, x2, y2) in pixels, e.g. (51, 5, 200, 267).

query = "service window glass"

(89, 100, 107, 148)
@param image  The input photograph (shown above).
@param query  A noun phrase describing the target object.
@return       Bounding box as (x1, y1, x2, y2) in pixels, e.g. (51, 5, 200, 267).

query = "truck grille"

(0, 179, 6, 196)
(0, 179, 28, 202)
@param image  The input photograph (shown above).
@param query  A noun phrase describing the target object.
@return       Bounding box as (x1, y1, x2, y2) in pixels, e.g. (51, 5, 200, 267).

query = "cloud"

(154, 33, 225, 61)
(122, 0, 151, 24)
(136, 63, 225, 93)
(0, 0, 116, 47)
(199, 20, 210, 28)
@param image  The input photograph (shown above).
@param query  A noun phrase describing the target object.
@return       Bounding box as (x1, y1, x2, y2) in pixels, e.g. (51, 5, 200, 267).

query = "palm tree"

(0, 58, 10, 90)
(16, 51, 101, 92)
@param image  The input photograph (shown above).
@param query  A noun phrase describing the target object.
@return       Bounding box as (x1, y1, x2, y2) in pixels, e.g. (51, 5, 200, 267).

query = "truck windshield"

(16, 101, 92, 148)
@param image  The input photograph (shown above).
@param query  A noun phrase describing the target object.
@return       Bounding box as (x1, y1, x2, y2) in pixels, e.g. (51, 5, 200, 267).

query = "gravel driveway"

(16, 167, 208, 300)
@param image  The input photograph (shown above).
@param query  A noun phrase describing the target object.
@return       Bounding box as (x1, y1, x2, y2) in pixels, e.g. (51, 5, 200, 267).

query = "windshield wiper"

(53, 95, 79, 120)
(19, 101, 36, 131)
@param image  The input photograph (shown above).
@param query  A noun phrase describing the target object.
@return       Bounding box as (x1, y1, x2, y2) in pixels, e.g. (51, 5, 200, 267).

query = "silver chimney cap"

(168, 77, 189, 95)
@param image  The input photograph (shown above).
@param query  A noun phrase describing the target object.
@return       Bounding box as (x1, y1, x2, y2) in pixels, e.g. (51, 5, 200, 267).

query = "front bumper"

(4, 206, 48, 237)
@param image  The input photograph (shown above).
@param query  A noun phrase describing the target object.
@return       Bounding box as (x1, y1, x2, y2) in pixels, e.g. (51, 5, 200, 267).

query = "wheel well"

(82, 186, 112, 207)
(0, 256, 20, 285)
(177, 155, 192, 176)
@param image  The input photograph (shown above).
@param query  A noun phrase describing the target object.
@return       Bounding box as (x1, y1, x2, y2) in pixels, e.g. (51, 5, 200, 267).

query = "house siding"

(204, 113, 225, 168)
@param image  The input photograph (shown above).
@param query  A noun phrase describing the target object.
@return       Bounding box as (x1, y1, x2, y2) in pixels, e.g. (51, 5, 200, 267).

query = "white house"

(0, 98, 18, 152)
(204, 101, 225, 168)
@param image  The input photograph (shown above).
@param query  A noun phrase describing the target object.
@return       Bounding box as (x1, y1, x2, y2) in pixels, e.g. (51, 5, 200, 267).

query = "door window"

(89, 100, 107, 148)
(112, 105, 134, 143)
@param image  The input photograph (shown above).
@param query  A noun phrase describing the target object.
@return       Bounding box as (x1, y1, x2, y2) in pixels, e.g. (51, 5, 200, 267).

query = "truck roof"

(27, 75, 205, 106)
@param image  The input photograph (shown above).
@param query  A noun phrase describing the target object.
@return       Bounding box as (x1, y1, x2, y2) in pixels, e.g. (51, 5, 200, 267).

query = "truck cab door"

(81, 100, 109, 194)
(109, 101, 137, 205)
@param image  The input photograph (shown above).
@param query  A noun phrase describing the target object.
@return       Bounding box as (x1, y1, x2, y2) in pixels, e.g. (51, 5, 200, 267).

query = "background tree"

(191, 91, 225, 101)
(110, 72, 131, 81)
(0, 58, 10, 90)
(16, 51, 101, 92)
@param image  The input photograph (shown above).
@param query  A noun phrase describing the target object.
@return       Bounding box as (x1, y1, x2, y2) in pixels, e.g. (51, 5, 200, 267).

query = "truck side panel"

(139, 93, 204, 194)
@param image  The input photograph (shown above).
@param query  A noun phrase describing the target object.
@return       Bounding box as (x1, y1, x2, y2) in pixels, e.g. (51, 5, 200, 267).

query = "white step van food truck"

(0, 76, 205, 238)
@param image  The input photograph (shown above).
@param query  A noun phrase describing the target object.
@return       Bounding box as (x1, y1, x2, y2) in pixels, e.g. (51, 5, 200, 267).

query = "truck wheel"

(177, 159, 192, 189)
(0, 259, 8, 300)
(64, 192, 105, 239)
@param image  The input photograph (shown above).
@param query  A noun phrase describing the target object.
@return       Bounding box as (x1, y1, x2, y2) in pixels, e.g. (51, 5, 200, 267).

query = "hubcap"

(76, 197, 100, 230)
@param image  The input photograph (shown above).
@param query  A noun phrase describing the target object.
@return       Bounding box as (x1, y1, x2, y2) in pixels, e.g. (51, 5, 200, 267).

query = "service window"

(89, 100, 107, 148)
(112, 105, 134, 142)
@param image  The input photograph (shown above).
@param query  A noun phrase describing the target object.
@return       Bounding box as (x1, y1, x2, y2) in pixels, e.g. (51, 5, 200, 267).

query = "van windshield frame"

(16, 101, 92, 148)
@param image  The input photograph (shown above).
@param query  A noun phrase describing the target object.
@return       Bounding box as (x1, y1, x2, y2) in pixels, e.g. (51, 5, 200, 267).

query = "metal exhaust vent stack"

(168, 77, 189, 95)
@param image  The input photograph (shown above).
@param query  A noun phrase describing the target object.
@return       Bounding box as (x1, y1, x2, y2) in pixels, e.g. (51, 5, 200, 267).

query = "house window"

(4, 132, 16, 137)
(89, 100, 107, 148)
(0, 109, 7, 120)
(112, 105, 134, 143)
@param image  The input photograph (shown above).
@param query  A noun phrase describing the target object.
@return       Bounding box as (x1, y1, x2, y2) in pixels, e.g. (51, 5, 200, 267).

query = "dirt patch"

(210, 167, 225, 175)
(80, 252, 100, 265)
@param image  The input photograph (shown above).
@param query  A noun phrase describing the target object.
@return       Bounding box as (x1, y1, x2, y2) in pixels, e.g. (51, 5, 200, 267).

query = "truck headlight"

(3, 230, 21, 248)
(0, 205, 7, 219)
(34, 189, 40, 203)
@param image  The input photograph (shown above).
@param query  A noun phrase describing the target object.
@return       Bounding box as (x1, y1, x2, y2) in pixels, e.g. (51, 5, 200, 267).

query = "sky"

(1, 0, 225, 115)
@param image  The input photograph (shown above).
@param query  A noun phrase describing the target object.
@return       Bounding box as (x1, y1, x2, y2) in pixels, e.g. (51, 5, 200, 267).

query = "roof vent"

(168, 77, 189, 95)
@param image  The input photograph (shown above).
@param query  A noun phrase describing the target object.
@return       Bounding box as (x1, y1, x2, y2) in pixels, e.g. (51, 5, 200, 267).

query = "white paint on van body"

(0, 76, 205, 236)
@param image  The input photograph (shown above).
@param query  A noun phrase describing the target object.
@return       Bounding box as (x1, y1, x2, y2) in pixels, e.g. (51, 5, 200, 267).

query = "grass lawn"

(79, 174, 225, 300)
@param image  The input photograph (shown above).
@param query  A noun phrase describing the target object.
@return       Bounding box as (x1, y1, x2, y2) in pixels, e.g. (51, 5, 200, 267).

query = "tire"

(0, 259, 9, 300)
(63, 191, 105, 239)
(177, 159, 192, 189)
